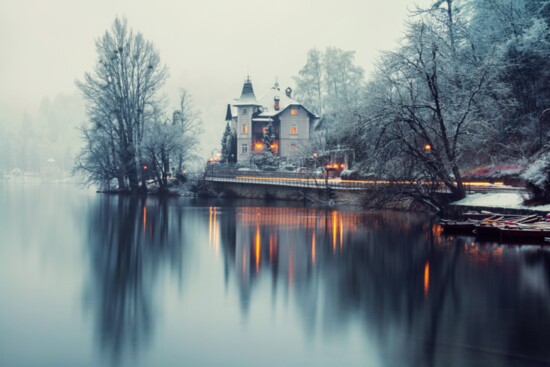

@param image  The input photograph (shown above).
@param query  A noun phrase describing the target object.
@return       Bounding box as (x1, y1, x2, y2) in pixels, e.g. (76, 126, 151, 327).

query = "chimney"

(274, 96, 280, 111)
(285, 87, 292, 98)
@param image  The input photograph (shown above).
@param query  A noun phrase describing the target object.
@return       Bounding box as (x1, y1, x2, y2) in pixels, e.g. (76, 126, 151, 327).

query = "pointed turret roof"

(225, 104, 232, 121)
(234, 76, 261, 106)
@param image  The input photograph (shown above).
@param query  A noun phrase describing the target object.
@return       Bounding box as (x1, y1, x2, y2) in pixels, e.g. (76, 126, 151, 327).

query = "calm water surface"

(1, 183, 550, 367)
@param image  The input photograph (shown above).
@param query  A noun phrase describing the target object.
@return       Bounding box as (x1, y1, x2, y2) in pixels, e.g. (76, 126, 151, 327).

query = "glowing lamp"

(143, 165, 148, 171)
(424, 144, 432, 152)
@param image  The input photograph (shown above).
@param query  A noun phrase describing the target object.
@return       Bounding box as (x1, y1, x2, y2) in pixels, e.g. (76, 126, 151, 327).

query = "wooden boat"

(474, 222, 502, 238)
(441, 220, 476, 233)
(462, 211, 498, 220)
(474, 215, 544, 240)
(442, 214, 521, 234)
(441, 213, 548, 241)
(500, 226, 550, 242)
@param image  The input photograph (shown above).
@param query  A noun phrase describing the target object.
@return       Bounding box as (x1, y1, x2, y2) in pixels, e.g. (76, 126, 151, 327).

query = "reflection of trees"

(217, 206, 550, 366)
(84, 196, 188, 364)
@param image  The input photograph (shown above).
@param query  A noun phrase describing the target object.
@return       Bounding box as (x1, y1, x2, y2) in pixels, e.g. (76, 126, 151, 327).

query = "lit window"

(242, 124, 248, 134)
(290, 108, 298, 116)
(241, 144, 248, 154)
(262, 127, 267, 134)
(290, 124, 297, 135)
(243, 108, 248, 115)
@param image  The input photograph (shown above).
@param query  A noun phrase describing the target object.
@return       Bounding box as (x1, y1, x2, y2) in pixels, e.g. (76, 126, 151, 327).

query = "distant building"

(225, 77, 320, 162)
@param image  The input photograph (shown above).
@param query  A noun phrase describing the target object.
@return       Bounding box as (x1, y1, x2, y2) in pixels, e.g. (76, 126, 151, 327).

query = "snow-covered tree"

(172, 89, 201, 173)
(293, 49, 324, 115)
(293, 47, 365, 149)
(521, 147, 550, 203)
(469, 0, 550, 157)
(76, 17, 168, 191)
(349, 1, 510, 205)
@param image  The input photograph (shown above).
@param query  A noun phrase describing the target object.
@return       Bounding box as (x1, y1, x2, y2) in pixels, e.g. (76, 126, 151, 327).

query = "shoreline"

(446, 192, 550, 217)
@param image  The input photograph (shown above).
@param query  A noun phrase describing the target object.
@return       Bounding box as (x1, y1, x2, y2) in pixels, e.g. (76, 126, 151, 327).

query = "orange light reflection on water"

(255, 225, 261, 273)
(143, 206, 147, 233)
(208, 207, 220, 255)
(424, 261, 430, 297)
(208, 207, 213, 244)
(312, 230, 316, 265)
(332, 211, 337, 253)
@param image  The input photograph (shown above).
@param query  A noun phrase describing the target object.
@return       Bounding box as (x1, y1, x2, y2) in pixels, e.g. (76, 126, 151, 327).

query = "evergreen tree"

(262, 122, 276, 149)
(220, 121, 232, 162)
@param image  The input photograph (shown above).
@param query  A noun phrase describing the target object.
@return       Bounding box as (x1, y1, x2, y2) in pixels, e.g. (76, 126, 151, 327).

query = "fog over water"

(0, 0, 421, 162)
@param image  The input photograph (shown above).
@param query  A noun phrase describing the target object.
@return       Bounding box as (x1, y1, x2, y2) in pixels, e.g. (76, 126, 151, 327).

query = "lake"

(1, 183, 550, 367)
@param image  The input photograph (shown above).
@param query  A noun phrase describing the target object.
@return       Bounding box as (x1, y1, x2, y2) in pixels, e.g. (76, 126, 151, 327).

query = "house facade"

(225, 77, 319, 163)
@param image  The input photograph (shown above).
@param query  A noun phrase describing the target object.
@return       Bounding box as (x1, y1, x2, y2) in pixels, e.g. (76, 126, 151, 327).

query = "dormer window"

(290, 108, 298, 116)
(243, 108, 248, 115)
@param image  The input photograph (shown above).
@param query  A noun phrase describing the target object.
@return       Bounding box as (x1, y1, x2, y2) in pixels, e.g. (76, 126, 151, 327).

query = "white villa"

(225, 77, 320, 162)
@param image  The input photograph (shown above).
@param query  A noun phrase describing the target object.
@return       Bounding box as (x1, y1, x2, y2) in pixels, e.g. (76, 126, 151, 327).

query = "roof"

(233, 76, 261, 106)
(257, 84, 320, 119)
(229, 78, 321, 119)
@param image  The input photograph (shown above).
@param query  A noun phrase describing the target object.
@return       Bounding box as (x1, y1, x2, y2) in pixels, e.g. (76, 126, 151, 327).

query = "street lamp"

(210, 149, 221, 178)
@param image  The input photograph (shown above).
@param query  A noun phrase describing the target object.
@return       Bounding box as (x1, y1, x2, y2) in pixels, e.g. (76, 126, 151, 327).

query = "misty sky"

(0, 0, 424, 157)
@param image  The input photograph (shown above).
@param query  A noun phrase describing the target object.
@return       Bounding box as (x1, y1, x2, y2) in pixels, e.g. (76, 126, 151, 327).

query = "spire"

(235, 76, 260, 106)
(241, 75, 255, 96)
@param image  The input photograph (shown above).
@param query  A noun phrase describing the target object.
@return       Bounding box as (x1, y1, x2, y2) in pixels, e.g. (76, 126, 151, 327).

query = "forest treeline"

(292, 0, 550, 208)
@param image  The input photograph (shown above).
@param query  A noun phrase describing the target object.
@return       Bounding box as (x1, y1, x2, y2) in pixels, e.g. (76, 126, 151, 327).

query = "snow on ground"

(453, 192, 550, 212)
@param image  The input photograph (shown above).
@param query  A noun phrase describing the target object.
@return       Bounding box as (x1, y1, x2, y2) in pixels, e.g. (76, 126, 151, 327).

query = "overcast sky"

(0, 0, 423, 157)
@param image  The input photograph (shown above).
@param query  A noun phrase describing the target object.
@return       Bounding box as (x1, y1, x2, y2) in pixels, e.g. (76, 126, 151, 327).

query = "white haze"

(0, 0, 425, 164)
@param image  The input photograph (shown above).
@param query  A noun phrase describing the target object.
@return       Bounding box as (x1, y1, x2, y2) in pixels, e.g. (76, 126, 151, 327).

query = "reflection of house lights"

(332, 211, 337, 253)
(311, 231, 316, 265)
(143, 206, 147, 232)
(269, 234, 275, 262)
(255, 225, 261, 273)
(340, 216, 344, 248)
(424, 261, 430, 297)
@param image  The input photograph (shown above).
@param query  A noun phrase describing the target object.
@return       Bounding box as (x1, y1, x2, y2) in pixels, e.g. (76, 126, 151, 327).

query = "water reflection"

(5, 185, 550, 367)
(213, 207, 550, 366)
(84, 196, 190, 364)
